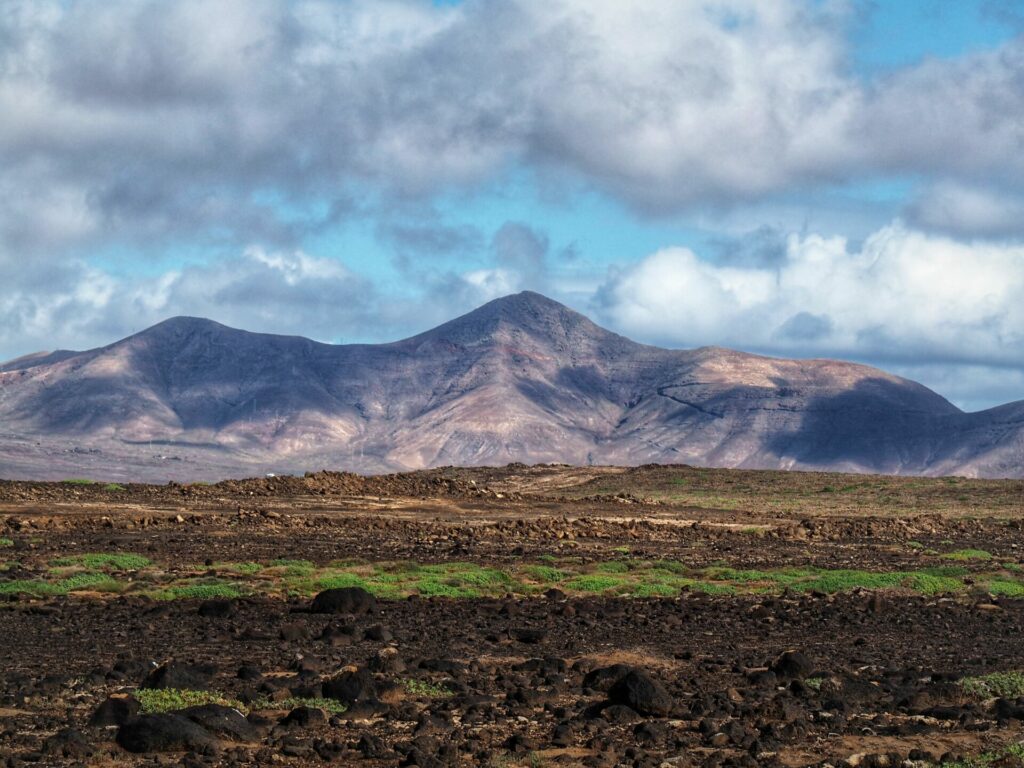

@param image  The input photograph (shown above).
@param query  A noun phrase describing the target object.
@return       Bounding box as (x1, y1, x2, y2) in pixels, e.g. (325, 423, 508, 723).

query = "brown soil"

(1, 464, 1023, 767)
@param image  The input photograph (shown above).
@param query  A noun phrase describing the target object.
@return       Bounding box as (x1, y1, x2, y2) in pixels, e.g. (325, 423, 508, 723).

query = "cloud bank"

(1, 0, 1023, 410)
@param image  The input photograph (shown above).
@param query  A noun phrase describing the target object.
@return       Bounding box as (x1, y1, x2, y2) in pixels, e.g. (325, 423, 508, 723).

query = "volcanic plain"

(1, 464, 1023, 767)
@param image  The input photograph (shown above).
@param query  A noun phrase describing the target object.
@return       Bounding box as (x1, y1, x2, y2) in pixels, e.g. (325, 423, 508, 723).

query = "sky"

(2, 0, 1024, 411)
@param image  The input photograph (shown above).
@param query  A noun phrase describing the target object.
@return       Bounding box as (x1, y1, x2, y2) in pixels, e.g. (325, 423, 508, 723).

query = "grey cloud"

(3, 0, 1024, 260)
(776, 312, 833, 342)
(709, 225, 788, 268)
(905, 182, 1024, 239)
(491, 222, 549, 276)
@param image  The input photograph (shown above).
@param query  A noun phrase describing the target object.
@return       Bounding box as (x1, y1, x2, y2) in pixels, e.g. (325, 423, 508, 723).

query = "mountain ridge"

(1, 292, 1021, 481)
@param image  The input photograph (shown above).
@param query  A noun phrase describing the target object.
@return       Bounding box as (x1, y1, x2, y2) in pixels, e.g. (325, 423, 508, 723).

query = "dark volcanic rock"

(198, 599, 236, 618)
(42, 728, 93, 758)
(142, 661, 215, 690)
(310, 587, 377, 615)
(116, 713, 218, 753)
(583, 664, 634, 693)
(771, 651, 814, 680)
(180, 703, 260, 741)
(608, 670, 673, 717)
(322, 668, 378, 704)
(90, 695, 141, 727)
(281, 706, 327, 728)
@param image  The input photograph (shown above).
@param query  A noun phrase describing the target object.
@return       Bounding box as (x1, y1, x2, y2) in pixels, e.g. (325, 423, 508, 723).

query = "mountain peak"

(409, 291, 624, 350)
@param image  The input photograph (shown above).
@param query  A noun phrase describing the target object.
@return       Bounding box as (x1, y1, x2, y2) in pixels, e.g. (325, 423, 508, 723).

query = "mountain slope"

(0, 292, 1020, 481)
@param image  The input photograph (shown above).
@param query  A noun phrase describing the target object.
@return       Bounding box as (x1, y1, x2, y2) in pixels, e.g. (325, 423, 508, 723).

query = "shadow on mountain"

(764, 377, 954, 472)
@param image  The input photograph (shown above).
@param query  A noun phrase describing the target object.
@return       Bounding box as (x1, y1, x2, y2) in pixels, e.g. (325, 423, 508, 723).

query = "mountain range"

(1, 291, 1022, 481)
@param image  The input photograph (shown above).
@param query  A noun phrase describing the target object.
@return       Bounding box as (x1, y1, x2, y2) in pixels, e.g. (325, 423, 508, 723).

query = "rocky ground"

(1, 464, 1023, 767)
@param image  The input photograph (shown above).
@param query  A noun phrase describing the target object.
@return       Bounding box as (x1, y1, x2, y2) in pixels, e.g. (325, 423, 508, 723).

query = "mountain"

(1, 292, 1022, 481)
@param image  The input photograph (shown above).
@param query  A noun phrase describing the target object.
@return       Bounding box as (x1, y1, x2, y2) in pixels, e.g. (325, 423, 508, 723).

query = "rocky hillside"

(0, 292, 1021, 480)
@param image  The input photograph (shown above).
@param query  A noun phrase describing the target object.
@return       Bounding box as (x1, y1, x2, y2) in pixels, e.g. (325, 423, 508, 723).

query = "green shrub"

(986, 580, 1024, 597)
(51, 553, 150, 570)
(102, 483, 127, 491)
(563, 575, 626, 593)
(595, 561, 630, 574)
(0, 579, 65, 597)
(155, 582, 243, 600)
(402, 679, 454, 698)
(58, 572, 120, 592)
(136, 688, 245, 714)
(941, 549, 993, 561)
(268, 559, 315, 575)
(631, 582, 679, 597)
(0, 538, 12, 548)
(314, 572, 369, 591)
(792, 570, 907, 594)
(908, 573, 964, 595)
(960, 671, 1024, 699)
(523, 565, 567, 583)
(216, 562, 262, 575)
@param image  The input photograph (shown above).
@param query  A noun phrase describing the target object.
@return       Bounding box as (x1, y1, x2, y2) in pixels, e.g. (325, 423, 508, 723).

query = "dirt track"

(1, 464, 1023, 767)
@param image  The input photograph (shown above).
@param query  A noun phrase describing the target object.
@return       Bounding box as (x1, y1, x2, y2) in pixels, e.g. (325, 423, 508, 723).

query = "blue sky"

(2, 0, 1024, 410)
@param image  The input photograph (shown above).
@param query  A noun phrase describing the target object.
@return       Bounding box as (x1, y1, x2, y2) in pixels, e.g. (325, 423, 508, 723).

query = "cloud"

(905, 182, 1024, 238)
(0, 247, 378, 357)
(596, 222, 1024, 371)
(2, 0, 1023, 253)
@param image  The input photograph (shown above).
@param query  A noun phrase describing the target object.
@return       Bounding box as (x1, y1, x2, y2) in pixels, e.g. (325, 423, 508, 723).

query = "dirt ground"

(1, 464, 1023, 768)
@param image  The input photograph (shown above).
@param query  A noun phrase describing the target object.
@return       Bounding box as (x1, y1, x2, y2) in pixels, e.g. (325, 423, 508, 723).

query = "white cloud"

(597, 223, 1024, 369)
(0, 247, 376, 357)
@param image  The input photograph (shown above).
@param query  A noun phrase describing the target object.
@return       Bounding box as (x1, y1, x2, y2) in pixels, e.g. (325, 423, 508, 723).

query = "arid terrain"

(1, 464, 1024, 767)
(3, 293, 1022, 482)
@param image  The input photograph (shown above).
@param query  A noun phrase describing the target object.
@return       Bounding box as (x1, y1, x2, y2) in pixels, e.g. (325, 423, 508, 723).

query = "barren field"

(1, 464, 1023, 768)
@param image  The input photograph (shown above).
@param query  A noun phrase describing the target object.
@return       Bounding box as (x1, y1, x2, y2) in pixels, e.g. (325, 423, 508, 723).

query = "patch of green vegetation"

(985, 579, 1024, 597)
(313, 572, 370, 591)
(692, 581, 737, 595)
(136, 688, 245, 714)
(631, 582, 680, 597)
(1004, 562, 1024, 573)
(268, 558, 316, 576)
(908, 573, 964, 595)
(610, 546, 631, 554)
(960, 671, 1024, 699)
(920, 565, 969, 577)
(791, 570, 908, 594)
(102, 483, 127, 491)
(153, 581, 243, 600)
(804, 677, 825, 691)
(273, 696, 347, 714)
(0, 579, 66, 597)
(594, 560, 630, 574)
(907, 540, 924, 549)
(941, 549, 993, 561)
(402, 679, 454, 698)
(0, 538, 12, 548)
(537, 554, 559, 563)
(941, 743, 1024, 768)
(522, 565, 568, 583)
(51, 552, 151, 570)
(215, 562, 262, 575)
(412, 579, 482, 598)
(61, 478, 95, 485)
(563, 574, 626, 593)
(58, 571, 120, 592)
